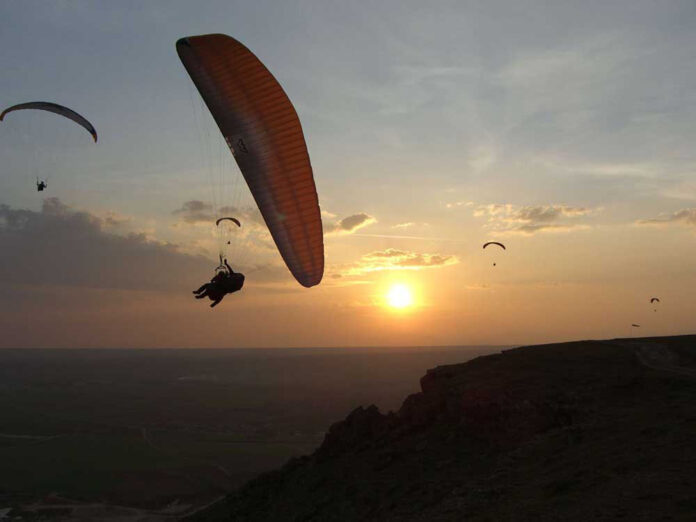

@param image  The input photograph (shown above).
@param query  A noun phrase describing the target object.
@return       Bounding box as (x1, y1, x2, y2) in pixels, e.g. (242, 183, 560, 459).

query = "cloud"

(338, 213, 375, 232)
(392, 222, 429, 229)
(325, 213, 377, 235)
(446, 201, 474, 209)
(513, 205, 592, 222)
(337, 248, 458, 276)
(0, 198, 211, 292)
(172, 200, 214, 225)
(99, 211, 132, 229)
(472, 203, 597, 235)
(637, 208, 696, 228)
(173, 200, 267, 229)
(513, 223, 589, 234)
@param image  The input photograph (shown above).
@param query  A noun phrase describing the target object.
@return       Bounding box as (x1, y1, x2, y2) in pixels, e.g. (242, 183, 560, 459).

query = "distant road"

(180, 494, 228, 519)
(607, 338, 696, 378)
(631, 341, 696, 378)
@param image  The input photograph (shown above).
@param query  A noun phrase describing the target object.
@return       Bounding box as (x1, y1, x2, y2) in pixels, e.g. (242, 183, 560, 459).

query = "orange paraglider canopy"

(177, 34, 323, 288)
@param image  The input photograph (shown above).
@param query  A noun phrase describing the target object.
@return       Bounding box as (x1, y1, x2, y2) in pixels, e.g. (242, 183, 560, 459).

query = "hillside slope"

(192, 336, 696, 521)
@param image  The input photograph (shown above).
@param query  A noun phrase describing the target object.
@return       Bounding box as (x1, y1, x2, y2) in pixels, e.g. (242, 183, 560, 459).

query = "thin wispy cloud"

(473, 204, 597, 235)
(446, 201, 474, 209)
(637, 208, 696, 228)
(392, 222, 430, 230)
(337, 248, 458, 276)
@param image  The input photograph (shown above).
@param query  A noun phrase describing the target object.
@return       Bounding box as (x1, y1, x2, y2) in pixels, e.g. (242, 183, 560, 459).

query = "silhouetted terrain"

(194, 336, 696, 521)
(0, 346, 495, 519)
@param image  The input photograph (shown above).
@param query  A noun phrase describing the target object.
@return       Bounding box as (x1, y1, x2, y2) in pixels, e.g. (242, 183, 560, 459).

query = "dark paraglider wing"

(1, 102, 97, 142)
(483, 241, 506, 250)
(216, 217, 241, 227)
(177, 34, 324, 288)
(650, 298, 660, 303)
(631, 324, 641, 328)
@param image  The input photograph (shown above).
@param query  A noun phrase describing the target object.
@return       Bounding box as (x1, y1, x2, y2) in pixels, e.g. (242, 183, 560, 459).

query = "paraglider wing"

(177, 34, 324, 288)
(650, 297, 660, 303)
(216, 217, 241, 228)
(483, 241, 506, 250)
(1, 102, 97, 142)
(631, 324, 641, 328)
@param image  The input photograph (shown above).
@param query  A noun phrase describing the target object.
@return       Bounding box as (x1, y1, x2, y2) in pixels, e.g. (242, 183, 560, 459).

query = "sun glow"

(386, 283, 413, 309)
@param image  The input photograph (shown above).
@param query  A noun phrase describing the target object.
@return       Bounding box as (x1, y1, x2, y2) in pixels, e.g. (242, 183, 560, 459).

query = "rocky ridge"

(192, 336, 696, 521)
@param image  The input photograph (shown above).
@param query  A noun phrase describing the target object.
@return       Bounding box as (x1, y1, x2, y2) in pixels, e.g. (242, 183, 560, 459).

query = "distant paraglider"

(215, 217, 241, 228)
(1, 101, 97, 192)
(483, 241, 506, 267)
(650, 297, 660, 312)
(215, 217, 242, 267)
(1, 102, 97, 142)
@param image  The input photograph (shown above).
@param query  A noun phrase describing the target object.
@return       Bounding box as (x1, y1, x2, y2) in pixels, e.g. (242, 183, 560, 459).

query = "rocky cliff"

(192, 336, 696, 521)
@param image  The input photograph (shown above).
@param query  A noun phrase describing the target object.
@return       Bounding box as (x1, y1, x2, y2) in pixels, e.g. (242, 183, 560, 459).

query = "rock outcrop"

(191, 336, 696, 521)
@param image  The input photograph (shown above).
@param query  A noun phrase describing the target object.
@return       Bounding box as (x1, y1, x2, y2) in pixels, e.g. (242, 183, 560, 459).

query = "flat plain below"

(0, 345, 498, 513)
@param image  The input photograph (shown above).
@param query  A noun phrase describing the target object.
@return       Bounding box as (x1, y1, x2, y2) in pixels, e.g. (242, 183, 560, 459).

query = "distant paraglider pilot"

(483, 241, 505, 267)
(1, 102, 97, 194)
(193, 258, 245, 308)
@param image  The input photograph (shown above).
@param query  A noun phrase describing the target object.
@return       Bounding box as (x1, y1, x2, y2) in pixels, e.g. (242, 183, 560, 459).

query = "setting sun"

(386, 284, 413, 309)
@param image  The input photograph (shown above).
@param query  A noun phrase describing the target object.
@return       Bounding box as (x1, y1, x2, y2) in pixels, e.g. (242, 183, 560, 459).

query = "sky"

(1, 0, 696, 348)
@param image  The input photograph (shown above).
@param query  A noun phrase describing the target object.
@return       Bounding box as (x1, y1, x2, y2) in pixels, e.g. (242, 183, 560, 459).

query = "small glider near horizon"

(215, 217, 242, 268)
(483, 241, 505, 267)
(650, 297, 660, 312)
(1, 102, 98, 142)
